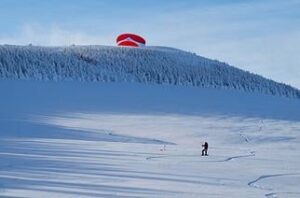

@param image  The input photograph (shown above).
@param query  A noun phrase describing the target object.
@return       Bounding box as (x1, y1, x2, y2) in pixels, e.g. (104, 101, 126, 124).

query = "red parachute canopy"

(116, 33, 146, 47)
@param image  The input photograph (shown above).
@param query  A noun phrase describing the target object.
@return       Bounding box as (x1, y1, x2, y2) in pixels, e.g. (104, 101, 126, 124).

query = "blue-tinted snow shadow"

(1, 80, 300, 122)
(0, 119, 173, 145)
(0, 138, 228, 197)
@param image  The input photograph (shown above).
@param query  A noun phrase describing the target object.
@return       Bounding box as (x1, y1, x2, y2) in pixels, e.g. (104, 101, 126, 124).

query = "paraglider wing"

(116, 33, 146, 47)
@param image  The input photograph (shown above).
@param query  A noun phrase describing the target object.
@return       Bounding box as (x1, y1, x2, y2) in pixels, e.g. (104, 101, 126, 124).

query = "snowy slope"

(0, 45, 299, 99)
(1, 80, 300, 198)
(0, 46, 300, 197)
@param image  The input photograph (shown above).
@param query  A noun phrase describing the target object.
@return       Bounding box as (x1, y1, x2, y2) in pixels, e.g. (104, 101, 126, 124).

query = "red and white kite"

(116, 33, 146, 47)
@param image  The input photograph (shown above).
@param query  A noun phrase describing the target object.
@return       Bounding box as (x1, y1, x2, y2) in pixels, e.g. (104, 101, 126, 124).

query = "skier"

(202, 142, 208, 156)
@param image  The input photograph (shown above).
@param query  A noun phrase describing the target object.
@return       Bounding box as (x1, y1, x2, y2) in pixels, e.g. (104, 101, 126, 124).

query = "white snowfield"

(1, 80, 300, 198)
(1, 46, 300, 197)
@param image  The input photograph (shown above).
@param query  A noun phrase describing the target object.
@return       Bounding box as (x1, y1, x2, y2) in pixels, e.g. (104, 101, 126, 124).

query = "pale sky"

(0, 0, 299, 88)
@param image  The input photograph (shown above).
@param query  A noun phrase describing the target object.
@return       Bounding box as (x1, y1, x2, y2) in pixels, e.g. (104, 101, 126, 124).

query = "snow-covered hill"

(0, 45, 299, 99)
(1, 45, 300, 197)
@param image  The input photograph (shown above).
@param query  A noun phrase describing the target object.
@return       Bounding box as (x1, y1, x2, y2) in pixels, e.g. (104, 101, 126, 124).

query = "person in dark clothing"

(202, 142, 208, 156)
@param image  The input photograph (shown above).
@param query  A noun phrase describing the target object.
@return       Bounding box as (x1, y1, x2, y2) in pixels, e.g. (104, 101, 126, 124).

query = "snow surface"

(1, 80, 300, 198)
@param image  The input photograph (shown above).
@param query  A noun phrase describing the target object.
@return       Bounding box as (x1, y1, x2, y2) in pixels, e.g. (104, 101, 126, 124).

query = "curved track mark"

(146, 154, 199, 160)
(265, 192, 300, 198)
(248, 173, 298, 189)
(223, 151, 255, 162)
(248, 173, 300, 197)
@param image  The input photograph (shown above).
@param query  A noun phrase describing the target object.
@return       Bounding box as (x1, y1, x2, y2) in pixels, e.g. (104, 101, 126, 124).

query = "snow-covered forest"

(0, 45, 299, 99)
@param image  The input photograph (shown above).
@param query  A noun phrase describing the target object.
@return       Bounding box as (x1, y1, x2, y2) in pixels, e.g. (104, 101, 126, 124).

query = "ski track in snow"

(145, 154, 199, 160)
(248, 173, 295, 190)
(265, 192, 300, 198)
(248, 173, 300, 198)
(146, 151, 256, 163)
(222, 151, 256, 162)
